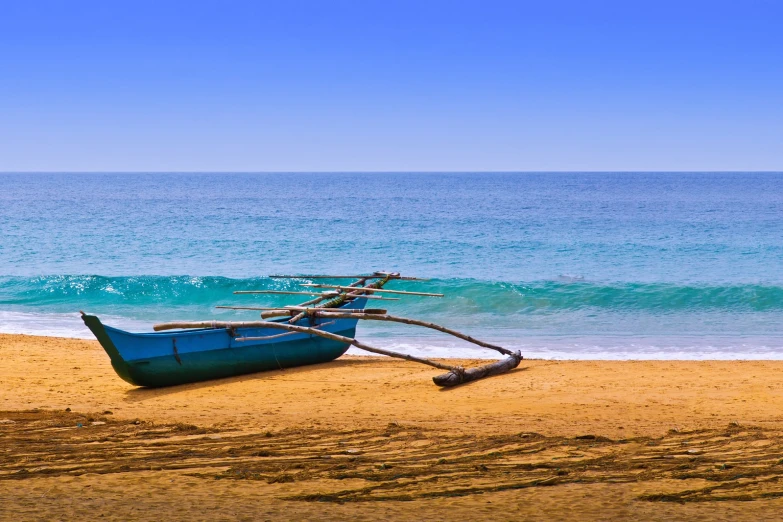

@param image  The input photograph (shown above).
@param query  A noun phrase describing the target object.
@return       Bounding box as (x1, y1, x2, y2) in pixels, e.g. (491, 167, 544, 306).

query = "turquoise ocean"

(1, 172, 782, 359)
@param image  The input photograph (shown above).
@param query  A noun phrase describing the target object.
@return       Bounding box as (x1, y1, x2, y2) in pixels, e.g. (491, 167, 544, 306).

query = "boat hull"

(82, 299, 366, 387)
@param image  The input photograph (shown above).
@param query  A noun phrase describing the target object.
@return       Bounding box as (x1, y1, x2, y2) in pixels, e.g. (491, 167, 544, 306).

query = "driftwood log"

(432, 354, 522, 386)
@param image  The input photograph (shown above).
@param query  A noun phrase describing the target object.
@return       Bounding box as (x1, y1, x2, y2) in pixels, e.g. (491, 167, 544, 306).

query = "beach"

(4, 333, 783, 520)
(4, 0, 783, 517)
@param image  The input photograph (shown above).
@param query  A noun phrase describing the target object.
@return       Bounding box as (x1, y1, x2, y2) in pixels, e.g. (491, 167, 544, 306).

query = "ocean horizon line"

(2, 170, 783, 175)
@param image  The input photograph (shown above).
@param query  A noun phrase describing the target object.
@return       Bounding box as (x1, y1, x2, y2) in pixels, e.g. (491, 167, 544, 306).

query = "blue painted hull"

(82, 299, 367, 387)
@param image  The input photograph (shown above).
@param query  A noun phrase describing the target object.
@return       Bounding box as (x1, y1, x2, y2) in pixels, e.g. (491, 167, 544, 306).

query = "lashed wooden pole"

(216, 306, 388, 314)
(296, 294, 340, 308)
(234, 290, 395, 300)
(300, 276, 368, 308)
(309, 311, 517, 357)
(301, 284, 444, 297)
(233, 290, 333, 295)
(152, 316, 522, 386)
(286, 276, 370, 324)
(270, 274, 428, 281)
(287, 273, 398, 324)
(155, 310, 389, 330)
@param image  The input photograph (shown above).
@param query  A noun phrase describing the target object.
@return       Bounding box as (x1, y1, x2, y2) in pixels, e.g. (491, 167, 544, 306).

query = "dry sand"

(3, 333, 783, 520)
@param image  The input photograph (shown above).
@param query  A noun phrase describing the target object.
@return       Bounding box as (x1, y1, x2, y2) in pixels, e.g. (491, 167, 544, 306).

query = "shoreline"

(4, 329, 783, 361)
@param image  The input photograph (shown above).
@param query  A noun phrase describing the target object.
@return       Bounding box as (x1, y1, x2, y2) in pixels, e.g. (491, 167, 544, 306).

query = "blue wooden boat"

(82, 271, 521, 388)
(81, 297, 369, 387)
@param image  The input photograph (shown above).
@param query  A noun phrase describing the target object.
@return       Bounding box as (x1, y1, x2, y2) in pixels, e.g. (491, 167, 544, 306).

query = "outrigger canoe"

(83, 272, 522, 388)
(82, 298, 369, 387)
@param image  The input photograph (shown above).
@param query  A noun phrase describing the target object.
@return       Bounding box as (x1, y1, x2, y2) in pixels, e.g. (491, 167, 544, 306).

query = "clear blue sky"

(1, 0, 782, 171)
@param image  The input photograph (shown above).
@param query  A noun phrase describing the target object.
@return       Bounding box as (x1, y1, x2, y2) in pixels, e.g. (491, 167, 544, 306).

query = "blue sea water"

(1, 172, 782, 359)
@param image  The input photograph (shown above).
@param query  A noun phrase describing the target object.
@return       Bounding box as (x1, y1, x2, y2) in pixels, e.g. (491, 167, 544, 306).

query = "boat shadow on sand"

(121, 358, 378, 401)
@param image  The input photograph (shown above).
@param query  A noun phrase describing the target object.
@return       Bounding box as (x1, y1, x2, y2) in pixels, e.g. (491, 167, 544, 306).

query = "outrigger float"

(81, 272, 522, 388)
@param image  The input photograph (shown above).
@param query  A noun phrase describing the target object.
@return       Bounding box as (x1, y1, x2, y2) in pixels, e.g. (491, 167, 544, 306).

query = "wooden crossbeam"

(301, 283, 443, 297)
(270, 274, 428, 281)
(215, 306, 390, 314)
(234, 290, 333, 296)
(232, 290, 396, 300)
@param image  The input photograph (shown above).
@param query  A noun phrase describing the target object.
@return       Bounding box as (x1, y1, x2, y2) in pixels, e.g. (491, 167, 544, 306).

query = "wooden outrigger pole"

(270, 273, 429, 281)
(153, 271, 522, 386)
(233, 290, 398, 300)
(300, 284, 444, 297)
(154, 316, 521, 386)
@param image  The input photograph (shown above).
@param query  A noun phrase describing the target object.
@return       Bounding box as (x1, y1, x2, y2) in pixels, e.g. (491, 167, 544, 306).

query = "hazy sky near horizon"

(2, 1, 782, 172)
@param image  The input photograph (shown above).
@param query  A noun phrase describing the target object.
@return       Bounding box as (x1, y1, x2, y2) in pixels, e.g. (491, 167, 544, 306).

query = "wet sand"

(3, 333, 783, 520)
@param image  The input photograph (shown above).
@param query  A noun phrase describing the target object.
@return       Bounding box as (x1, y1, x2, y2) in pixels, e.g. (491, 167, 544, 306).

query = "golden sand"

(3, 333, 783, 520)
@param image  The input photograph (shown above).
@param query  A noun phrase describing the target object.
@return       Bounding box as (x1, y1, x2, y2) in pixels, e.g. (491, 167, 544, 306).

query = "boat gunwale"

(94, 297, 369, 339)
